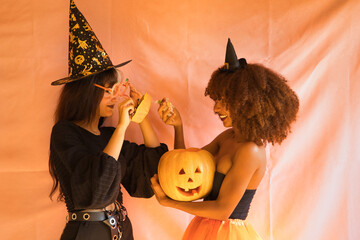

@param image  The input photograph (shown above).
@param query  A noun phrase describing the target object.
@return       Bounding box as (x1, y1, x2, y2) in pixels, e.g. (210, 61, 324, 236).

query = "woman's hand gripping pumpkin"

(151, 174, 173, 207)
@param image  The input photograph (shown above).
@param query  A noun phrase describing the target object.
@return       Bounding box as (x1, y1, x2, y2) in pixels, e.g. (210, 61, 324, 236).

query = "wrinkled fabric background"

(0, 0, 359, 239)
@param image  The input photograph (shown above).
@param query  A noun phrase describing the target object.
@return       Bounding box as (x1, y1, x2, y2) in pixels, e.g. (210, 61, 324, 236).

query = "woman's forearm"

(103, 124, 127, 160)
(174, 124, 185, 149)
(139, 117, 160, 147)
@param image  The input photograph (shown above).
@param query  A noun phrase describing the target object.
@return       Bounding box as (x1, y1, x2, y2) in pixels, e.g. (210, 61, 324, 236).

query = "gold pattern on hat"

(75, 55, 85, 65)
(72, 23, 80, 30)
(81, 65, 93, 76)
(70, 32, 75, 43)
(70, 13, 76, 21)
(92, 57, 101, 65)
(70, 49, 74, 60)
(78, 39, 88, 50)
(84, 22, 92, 31)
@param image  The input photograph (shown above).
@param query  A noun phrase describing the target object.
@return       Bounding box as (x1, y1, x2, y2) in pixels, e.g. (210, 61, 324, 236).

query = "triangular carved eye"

(179, 168, 185, 175)
(195, 167, 201, 173)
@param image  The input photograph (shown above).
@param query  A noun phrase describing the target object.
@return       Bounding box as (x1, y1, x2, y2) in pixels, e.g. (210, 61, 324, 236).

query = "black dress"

(204, 171, 256, 220)
(50, 121, 168, 239)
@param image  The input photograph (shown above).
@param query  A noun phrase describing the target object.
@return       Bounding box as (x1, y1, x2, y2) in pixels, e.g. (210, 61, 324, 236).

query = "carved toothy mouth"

(176, 185, 202, 196)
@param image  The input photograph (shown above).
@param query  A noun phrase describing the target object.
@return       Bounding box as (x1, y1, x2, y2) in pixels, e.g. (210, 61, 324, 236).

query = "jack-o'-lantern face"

(176, 165, 202, 197)
(158, 148, 215, 201)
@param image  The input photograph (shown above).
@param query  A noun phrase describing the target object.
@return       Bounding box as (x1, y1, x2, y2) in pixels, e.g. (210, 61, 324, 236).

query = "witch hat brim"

(51, 60, 132, 86)
(51, 0, 131, 86)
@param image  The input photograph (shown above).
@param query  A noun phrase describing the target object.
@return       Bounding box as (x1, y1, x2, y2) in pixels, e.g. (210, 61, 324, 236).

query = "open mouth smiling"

(219, 115, 227, 121)
(176, 185, 202, 196)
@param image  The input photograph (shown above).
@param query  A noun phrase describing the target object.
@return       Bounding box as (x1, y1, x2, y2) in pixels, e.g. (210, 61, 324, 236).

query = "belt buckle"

(103, 214, 117, 229)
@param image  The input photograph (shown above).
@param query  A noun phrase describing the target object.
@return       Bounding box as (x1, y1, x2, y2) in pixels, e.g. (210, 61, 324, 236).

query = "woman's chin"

(101, 111, 114, 118)
(222, 120, 232, 128)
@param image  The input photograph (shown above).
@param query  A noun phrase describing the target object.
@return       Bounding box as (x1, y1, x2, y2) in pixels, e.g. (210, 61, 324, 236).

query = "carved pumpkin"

(132, 93, 151, 123)
(158, 148, 215, 201)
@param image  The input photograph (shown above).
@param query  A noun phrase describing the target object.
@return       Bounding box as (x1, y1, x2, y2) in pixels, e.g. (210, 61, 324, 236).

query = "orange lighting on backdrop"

(0, 0, 359, 239)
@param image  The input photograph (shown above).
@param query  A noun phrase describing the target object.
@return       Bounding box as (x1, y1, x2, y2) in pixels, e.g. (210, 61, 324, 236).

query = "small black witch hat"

(51, 0, 131, 86)
(222, 38, 247, 71)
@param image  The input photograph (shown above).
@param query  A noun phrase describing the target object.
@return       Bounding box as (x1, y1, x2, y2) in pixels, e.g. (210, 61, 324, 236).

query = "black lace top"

(50, 121, 168, 212)
(204, 171, 256, 220)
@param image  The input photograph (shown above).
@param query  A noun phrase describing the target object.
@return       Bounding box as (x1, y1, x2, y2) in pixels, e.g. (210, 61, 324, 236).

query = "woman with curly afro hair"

(151, 39, 299, 240)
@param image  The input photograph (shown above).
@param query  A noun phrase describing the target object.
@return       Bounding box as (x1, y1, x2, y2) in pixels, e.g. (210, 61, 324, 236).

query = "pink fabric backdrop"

(0, 0, 359, 239)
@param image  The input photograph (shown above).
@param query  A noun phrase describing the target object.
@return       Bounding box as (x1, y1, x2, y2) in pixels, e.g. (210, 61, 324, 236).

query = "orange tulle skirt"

(182, 216, 262, 240)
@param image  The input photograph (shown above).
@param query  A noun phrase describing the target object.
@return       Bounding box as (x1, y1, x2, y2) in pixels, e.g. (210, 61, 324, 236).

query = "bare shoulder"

(223, 141, 266, 191)
(233, 142, 266, 168)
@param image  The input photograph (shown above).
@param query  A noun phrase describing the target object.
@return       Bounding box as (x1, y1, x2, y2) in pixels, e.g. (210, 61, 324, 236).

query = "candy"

(156, 99, 174, 117)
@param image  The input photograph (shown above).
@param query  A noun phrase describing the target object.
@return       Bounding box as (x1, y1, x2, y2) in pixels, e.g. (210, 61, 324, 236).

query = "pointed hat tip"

(224, 38, 240, 71)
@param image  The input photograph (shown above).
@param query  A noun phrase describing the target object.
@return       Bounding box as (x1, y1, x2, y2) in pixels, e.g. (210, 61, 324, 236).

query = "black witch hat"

(51, 0, 131, 86)
(222, 38, 247, 72)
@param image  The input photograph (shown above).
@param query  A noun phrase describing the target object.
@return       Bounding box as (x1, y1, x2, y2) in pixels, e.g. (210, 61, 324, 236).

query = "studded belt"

(68, 210, 107, 221)
(67, 201, 128, 240)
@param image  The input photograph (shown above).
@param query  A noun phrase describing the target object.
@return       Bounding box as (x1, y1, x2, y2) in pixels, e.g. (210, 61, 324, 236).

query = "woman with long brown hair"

(49, 1, 168, 239)
(50, 68, 168, 240)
